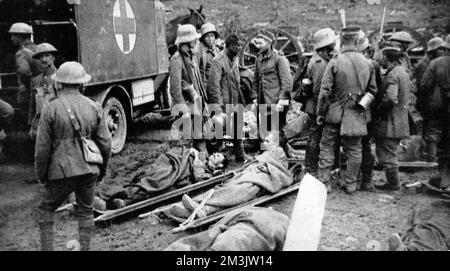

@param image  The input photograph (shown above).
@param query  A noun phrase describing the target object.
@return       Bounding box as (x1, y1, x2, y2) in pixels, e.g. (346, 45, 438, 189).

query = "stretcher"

(94, 160, 257, 223)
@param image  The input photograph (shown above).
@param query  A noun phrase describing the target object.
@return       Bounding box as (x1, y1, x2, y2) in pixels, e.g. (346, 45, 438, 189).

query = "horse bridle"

(191, 10, 206, 30)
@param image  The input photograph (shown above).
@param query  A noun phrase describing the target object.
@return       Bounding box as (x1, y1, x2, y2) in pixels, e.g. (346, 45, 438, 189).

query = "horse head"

(187, 5, 206, 30)
(166, 5, 206, 55)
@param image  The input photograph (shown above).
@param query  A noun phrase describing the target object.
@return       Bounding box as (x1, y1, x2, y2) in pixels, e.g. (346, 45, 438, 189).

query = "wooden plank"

(283, 174, 327, 251)
(94, 161, 256, 223)
(287, 157, 438, 169)
(172, 182, 301, 233)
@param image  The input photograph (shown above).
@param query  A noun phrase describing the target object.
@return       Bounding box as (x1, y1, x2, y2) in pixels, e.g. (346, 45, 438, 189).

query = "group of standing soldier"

(301, 26, 450, 195)
(168, 21, 450, 196)
(168, 23, 293, 162)
(2, 22, 112, 251)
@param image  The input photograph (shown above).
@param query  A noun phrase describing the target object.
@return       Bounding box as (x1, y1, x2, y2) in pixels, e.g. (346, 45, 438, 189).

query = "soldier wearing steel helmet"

(371, 43, 411, 192)
(29, 43, 59, 141)
(9, 22, 41, 125)
(419, 35, 450, 192)
(301, 28, 337, 191)
(316, 26, 378, 195)
(415, 37, 445, 162)
(35, 61, 112, 251)
(388, 31, 414, 76)
(169, 24, 209, 153)
(197, 23, 221, 88)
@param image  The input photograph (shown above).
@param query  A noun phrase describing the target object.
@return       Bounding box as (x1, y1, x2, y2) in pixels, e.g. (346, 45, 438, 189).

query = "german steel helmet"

(426, 37, 444, 52)
(439, 34, 450, 50)
(33, 43, 58, 59)
(200, 23, 219, 39)
(9, 22, 33, 34)
(380, 41, 401, 53)
(389, 31, 414, 43)
(313, 28, 336, 50)
(51, 61, 92, 84)
(175, 24, 201, 45)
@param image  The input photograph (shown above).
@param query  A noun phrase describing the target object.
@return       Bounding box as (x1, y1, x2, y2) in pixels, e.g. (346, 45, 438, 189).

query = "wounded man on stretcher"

(163, 138, 293, 222)
(103, 147, 228, 210)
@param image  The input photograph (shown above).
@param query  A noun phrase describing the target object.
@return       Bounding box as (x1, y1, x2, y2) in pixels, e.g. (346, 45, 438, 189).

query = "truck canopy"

(0, 0, 169, 86)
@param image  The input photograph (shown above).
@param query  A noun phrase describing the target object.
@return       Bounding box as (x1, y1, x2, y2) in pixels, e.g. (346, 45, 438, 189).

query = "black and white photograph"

(0, 0, 449, 254)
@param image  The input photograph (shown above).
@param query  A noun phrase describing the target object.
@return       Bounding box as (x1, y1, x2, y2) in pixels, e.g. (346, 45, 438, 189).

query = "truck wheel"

(103, 96, 127, 154)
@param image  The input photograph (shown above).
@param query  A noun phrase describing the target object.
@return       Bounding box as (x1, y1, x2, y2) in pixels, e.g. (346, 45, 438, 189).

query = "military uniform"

(420, 55, 450, 189)
(253, 49, 292, 153)
(36, 75, 112, 250)
(414, 55, 431, 92)
(371, 64, 411, 189)
(207, 50, 256, 160)
(197, 42, 220, 88)
(360, 59, 382, 189)
(303, 53, 329, 177)
(169, 49, 208, 150)
(29, 66, 57, 140)
(317, 44, 377, 192)
(14, 40, 40, 123)
(416, 54, 441, 162)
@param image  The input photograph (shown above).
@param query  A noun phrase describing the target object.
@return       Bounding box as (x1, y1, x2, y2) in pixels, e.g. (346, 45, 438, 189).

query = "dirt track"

(1, 0, 450, 251)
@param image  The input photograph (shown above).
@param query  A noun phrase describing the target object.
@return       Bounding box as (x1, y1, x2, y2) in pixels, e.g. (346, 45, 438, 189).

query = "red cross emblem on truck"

(113, 0, 136, 54)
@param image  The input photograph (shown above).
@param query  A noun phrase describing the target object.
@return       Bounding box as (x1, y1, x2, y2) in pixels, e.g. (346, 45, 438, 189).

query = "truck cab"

(0, 0, 171, 154)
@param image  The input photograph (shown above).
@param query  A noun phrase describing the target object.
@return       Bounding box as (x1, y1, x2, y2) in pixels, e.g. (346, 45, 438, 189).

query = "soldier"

(388, 31, 414, 76)
(419, 36, 450, 191)
(35, 62, 112, 250)
(415, 37, 445, 162)
(316, 26, 378, 194)
(169, 24, 209, 153)
(357, 30, 385, 192)
(207, 34, 255, 162)
(370, 43, 411, 192)
(252, 32, 293, 157)
(301, 28, 337, 179)
(29, 43, 58, 141)
(197, 23, 221, 88)
(9, 22, 41, 125)
(415, 37, 444, 93)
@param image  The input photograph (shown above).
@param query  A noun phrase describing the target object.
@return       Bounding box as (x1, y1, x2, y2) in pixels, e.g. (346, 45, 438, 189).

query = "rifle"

(338, 9, 346, 28)
(378, 5, 387, 43)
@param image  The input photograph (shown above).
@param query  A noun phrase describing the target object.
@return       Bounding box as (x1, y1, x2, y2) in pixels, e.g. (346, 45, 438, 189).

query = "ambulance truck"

(0, 0, 171, 154)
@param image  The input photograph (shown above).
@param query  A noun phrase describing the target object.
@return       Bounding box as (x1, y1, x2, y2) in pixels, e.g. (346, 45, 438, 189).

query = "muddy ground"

(0, 119, 445, 251)
(1, 0, 450, 251)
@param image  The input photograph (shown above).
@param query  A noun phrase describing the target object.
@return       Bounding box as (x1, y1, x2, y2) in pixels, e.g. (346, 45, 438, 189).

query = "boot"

(318, 168, 332, 193)
(376, 167, 401, 191)
(344, 162, 361, 195)
(360, 162, 375, 192)
(424, 141, 438, 163)
(38, 209, 54, 251)
(360, 181, 376, 192)
(79, 217, 95, 251)
(39, 221, 54, 251)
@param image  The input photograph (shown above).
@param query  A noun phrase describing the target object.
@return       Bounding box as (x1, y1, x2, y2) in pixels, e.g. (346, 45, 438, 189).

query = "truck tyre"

(103, 96, 127, 154)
